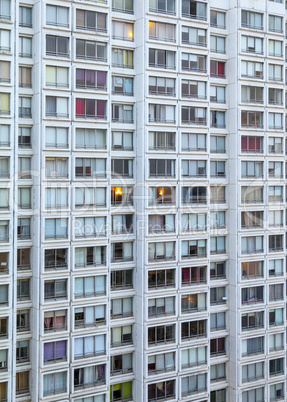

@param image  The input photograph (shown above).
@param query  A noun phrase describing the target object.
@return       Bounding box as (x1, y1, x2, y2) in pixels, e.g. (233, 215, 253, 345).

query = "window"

(241, 211, 263, 229)
(269, 283, 283, 301)
(76, 10, 107, 33)
(113, 0, 133, 13)
(45, 127, 68, 148)
(182, 374, 207, 396)
(16, 340, 29, 363)
(269, 88, 282, 105)
(148, 296, 175, 317)
(0, 221, 8, 242)
(112, 214, 133, 234)
(44, 341, 67, 364)
(181, 106, 206, 125)
(268, 40, 283, 57)
(148, 269, 175, 289)
(75, 158, 106, 178)
(76, 70, 106, 92)
(241, 136, 263, 153)
(210, 161, 226, 177)
(181, 293, 206, 313)
(149, 21, 175, 42)
(111, 353, 133, 375)
(46, 5, 69, 27)
(268, 137, 282, 153)
(210, 136, 226, 153)
(181, 160, 206, 177)
(268, 113, 283, 129)
(44, 279, 67, 300)
(46, 96, 68, 118)
(19, 37, 32, 59)
(74, 276, 106, 298)
(181, 320, 206, 340)
(210, 111, 226, 128)
(75, 305, 106, 328)
(211, 390, 226, 402)
(76, 128, 106, 149)
(74, 335, 105, 358)
(19, 6, 32, 27)
(112, 76, 133, 95)
(182, 80, 206, 99)
(269, 235, 283, 252)
(149, 186, 175, 205)
(182, 53, 206, 72)
(76, 99, 106, 119)
(211, 35, 226, 53)
(0, 252, 8, 274)
(242, 337, 264, 356)
(182, 133, 206, 151)
(111, 325, 132, 346)
(111, 242, 133, 262)
(241, 161, 263, 178)
(0, 93, 9, 115)
(0, 0, 10, 19)
(242, 388, 264, 402)
(112, 20, 133, 41)
(148, 241, 175, 261)
(112, 103, 133, 123)
(242, 362, 264, 382)
(241, 311, 264, 331)
(74, 216, 106, 237)
(210, 262, 226, 280)
(269, 358, 284, 376)
(43, 372, 67, 396)
(210, 10, 225, 28)
(0, 29, 10, 52)
(268, 186, 283, 203)
(149, 159, 175, 177)
(269, 333, 284, 352)
(210, 236, 226, 254)
(269, 259, 283, 276)
(241, 111, 263, 128)
(45, 218, 68, 239)
(241, 36, 263, 54)
(0, 125, 9, 146)
(268, 210, 283, 228)
(76, 39, 107, 61)
(112, 48, 133, 68)
(46, 35, 68, 57)
(210, 337, 226, 356)
(46, 66, 68, 88)
(242, 286, 264, 304)
(182, 266, 206, 285)
(46, 157, 68, 178)
(269, 308, 283, 326)
(149, 104, 175, 123)
(211, 364, 226, 382)
(182, 26, 206, 46)
(17, 249, 30, 271)
(44, 310, 67, 332)
(210, 60, 225, 77)
(182, 0, 207, 20)
(45, 248, 67, 271)
(0, 349, 7, 371)
(241, 60, 263, 79)
(110, 382, 133, 402)
(17, 279, 30, 300)
(17, 218, 30, 240)
(270, 383, 284, 401)
(18, 126, 31, 148)
(241, 86, 263, 104)
(269, 64, 282, 81)
(181, 347, 207, 368)
(149, 0, 175, 15)
(16, 371, 29, 395)
(210, 86, 225, 103)
(75, 246, 105, 268)
(18, 157, 31, 179)
(19, 66, 31, 88)
(242, 10, 263, 29)
(75, 188, 106, 208)
(149, 77, 175, 96)
(182, 186, 207, 204)
(111, 269, 133, 290)
(181, 213, 207, 232)
(149, 48, 175, 69)
(210, 287, 226, 305)
(148, 324, 175, 345)
(45, 188, 68, 209)
(17, 309, 29, 332)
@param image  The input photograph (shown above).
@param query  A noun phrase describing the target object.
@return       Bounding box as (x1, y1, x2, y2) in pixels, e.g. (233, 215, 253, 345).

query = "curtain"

(76, 99, 85, 117)
(97, 100, 106, 118)
(44, 342, 54, 361)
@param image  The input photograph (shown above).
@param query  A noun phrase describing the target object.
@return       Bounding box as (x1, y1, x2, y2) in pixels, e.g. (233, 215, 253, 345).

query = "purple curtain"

(86, 70, 95, 87)
(97, 100, 106, 118)
(97, 71, 106, 87)
(44, 343, 54, 361)
(55, 341, 66, 359)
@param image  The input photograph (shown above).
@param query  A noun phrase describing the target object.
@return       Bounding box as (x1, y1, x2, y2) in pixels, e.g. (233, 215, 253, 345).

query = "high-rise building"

(0, 0, 286, 400)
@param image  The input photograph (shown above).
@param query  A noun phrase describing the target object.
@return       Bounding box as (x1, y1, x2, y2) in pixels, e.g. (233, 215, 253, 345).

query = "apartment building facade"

(0, 0, 286, 400)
